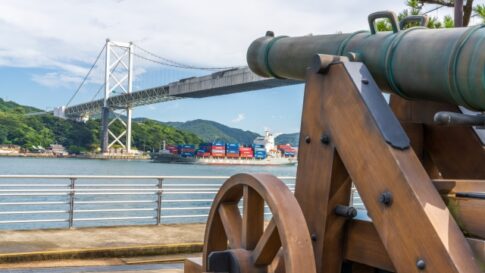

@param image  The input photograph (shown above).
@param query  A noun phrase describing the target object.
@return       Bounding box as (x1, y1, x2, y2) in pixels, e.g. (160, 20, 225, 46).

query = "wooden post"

(295, 69, 351, 273)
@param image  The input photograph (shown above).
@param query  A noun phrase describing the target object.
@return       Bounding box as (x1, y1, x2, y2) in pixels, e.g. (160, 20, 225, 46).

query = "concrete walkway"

(0, 224, 205, 263)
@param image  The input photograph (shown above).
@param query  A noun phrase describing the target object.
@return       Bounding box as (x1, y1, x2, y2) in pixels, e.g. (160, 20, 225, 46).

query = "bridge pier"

(100, 39, 134, 154)
(126, 107, 132, 153)
(101, 107, 110, 153)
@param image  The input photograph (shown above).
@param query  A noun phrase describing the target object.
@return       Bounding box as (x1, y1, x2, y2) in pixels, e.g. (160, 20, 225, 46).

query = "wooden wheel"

(203, 173, 316, 273)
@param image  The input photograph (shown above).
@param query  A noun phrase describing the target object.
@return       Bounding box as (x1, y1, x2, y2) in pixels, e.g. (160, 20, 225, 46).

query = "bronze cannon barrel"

(247, 12, 485, 110)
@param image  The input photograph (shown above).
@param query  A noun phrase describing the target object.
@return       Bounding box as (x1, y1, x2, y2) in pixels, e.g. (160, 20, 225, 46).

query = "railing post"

(68, 178, 76, 229)
(156, 178, 163, 225)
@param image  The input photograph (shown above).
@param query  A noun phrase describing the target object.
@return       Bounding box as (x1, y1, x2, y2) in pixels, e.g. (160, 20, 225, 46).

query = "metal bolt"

(320, 134, 330, 145)
(379, 191, 393, 206)
(362, 79, 369, 85)
(416, 259, 426, 270)
(334, 205, 357, 219)
(311, 233, 317, 241)
(305, 136, 311, 144)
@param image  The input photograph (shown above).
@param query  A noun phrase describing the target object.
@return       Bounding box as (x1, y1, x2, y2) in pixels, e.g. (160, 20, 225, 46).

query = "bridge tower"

(101, 39, 134, 154)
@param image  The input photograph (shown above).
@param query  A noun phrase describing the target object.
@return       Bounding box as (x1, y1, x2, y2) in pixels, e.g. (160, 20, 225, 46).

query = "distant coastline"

(0, 152, 150, 160)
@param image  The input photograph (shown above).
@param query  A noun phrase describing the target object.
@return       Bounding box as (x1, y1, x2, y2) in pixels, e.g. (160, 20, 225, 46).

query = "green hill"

(275, 133, 299, 147)
(0, 99, 201, 153)
(0, 98, 40, 113)
(164, 119, 260, 144)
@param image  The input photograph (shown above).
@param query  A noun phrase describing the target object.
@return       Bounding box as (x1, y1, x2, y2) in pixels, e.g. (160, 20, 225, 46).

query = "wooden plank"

(344, 220, 395, 272)
(252, 219, 281, 266)
(242, 185, 264, 250)
(432, 179, 485, 239)
(433, 179, 485, 194)
(468, 238, 485, 271)
(294, 70, 350, 273)
(344, 220, 485, 272)
(218, 203, 242, 249)
(319, 63, 480, 272)
(445, 197, 485, 240)
(184, 257, 202, 273)
(390, 96, 485, 179)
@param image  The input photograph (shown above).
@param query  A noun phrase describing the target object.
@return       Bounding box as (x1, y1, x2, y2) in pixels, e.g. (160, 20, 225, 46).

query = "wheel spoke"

(242, 185, 265, 250)
(218, 202, 242, 249)
(251, 218, 281, 266)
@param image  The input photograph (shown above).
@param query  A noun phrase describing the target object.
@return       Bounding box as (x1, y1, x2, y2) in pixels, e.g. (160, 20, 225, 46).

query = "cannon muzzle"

(247, 11, 485, 110)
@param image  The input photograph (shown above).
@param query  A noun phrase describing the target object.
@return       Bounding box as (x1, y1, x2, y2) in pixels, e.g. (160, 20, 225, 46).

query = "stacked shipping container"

(164, 141, 296, 160)
(211, 140, 226, 157)
(178, 144, 195, 157)
(253, 144, 267, 159)
(226, 143, 240, 158)
(239, 147, 253, 158)
(277, 144, 297, 157)
(197, 143, 212, 157)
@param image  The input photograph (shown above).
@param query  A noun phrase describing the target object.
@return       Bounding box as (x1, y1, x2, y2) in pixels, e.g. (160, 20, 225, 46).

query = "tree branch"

(419, 0, 455, 7)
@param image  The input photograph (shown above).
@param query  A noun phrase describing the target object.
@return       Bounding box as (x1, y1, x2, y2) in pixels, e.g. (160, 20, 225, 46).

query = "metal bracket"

(343, 62, 410, 150)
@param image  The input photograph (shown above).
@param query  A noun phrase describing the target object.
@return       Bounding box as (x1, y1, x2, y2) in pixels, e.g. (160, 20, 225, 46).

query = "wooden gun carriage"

(185, 11, 485, 273)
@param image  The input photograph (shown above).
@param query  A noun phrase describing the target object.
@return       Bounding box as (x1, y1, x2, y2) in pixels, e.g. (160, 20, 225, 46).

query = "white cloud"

(0, 0, 455, 88)
(31, 72, 83, 87)
(231, 113, 245, 123)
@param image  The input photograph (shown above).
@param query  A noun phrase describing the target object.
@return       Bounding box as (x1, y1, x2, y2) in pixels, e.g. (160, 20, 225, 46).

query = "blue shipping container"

(213, 140, 225, 146)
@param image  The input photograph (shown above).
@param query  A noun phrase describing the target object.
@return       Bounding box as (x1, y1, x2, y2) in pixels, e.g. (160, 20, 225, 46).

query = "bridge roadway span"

(64, 67, 299, 118)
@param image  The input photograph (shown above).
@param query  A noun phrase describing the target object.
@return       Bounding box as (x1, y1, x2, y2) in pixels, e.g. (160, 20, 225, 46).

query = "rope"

(65, 44, 106, 107)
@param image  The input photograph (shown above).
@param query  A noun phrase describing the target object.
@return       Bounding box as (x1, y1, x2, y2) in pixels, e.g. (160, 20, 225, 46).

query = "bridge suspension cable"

(133, 44, 243, 71)
(65, 44, 106, 107)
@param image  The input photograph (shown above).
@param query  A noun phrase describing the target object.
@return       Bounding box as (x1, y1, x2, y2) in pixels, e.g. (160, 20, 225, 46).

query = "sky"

(0, 0, 467, 134)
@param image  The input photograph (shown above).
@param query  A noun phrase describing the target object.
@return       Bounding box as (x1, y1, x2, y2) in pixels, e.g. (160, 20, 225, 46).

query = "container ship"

(152, 131, 297, 166)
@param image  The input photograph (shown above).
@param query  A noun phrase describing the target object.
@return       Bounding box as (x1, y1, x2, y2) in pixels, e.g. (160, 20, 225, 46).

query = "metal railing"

(0, 175, 299, 230)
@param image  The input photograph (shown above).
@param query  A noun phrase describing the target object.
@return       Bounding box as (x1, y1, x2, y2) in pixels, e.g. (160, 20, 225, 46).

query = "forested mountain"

(164, 119, 260, 144)
(0, 99, 201, 153)
(275, 133, 299, 147)
(0, 99, 299, 154)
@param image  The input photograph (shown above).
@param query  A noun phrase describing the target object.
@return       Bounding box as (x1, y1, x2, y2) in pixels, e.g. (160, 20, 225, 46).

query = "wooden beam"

(316, 62, 480, 272)
(294, 70, 351, 273)
(390, 96, 485, 179)
(344, 220, 485, 272)
(433, 179, 485, 194)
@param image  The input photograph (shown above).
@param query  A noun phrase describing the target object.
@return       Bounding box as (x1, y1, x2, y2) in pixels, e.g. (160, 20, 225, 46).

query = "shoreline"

(0, 153, 151, 160)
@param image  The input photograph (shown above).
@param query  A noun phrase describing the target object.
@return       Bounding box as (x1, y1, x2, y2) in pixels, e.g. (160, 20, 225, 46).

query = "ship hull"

(152, 154, 296, 166)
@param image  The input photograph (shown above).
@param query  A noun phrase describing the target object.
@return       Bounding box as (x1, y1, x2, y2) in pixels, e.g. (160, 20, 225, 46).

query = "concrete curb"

(0, 242, 203, 264)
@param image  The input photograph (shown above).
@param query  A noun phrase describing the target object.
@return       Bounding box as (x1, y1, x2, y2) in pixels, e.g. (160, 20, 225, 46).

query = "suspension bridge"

(51, 39, 299, 154)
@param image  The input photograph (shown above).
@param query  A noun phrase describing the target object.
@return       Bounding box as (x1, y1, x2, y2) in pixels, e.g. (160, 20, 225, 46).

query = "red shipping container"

(212, 146, 225, 150)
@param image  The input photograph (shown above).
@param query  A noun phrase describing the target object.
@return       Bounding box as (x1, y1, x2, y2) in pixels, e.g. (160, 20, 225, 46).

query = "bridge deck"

(64, 67, 300, 118)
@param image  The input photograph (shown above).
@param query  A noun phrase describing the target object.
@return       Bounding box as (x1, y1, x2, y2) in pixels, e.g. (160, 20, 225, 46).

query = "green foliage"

(474, 4, 485, 23)
(375, 19, 392, 32)
(443, 15, 455, 28)
(407, 0, 422, 15)
(132, 120, 202, 152)
(0, 99, 202, 153)
(275, 133, 299, 147)
(397, 0, 457, 29)
(164, 119, 260, 144)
